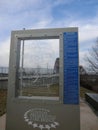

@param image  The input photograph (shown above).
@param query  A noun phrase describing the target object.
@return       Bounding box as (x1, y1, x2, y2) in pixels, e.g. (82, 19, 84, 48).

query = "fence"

(0, 67, 8, 89)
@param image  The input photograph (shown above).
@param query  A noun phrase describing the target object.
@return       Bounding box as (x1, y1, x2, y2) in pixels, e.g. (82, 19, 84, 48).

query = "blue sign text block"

(63, 32, 79, 104)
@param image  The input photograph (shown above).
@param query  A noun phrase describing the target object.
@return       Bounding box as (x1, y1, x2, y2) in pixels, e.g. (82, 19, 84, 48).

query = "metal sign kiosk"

(6, 28, 80, 130)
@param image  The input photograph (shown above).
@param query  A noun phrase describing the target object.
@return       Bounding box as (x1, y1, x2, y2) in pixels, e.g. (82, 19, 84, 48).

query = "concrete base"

(1, 99, 98, 130)
(85, 93, 98, 111)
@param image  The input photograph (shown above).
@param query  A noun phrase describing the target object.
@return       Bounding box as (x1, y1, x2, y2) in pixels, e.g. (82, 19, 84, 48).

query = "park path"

(0, 114, 6, 130)
(80, 99, 98, 130)
(0, 99, 98, 130)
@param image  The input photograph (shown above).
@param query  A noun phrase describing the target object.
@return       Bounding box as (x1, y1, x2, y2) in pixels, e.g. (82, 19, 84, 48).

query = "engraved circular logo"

(24, 108, 59, 130)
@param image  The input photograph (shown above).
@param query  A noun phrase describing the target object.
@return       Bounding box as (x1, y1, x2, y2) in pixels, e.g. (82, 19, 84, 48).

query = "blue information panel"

(63, 32, 79, 104)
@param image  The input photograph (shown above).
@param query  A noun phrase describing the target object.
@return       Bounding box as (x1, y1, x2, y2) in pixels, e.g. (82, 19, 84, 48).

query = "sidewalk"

(0, 100, 98, 130)
(80, 99, 98, 130)
(0, 114, 6, 130)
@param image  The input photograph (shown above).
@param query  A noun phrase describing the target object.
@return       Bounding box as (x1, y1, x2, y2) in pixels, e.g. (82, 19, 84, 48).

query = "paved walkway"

(0, 114, 6, 130)
(80, 99, 98, 130)
(0, 99, 98, 130)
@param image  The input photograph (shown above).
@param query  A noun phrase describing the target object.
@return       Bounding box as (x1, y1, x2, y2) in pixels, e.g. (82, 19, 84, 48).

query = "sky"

(0, 0, 98, 68)
(21, 39, 59, 68)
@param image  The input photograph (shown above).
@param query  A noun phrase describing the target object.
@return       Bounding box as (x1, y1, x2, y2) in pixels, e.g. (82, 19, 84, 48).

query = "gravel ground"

(0, 99, 98, 130)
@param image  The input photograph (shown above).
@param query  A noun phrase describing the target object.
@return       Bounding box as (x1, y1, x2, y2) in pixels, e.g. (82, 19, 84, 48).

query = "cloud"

(0, 38, 59, 68)
(65, 16, 98, 50)
(22, 39, 59, 68)
(0, 0, 43, 13)
(0, 0, 54, 36)
(79, 25, 98, 43)
(0, 0, 98, 67)
(0, 38, 10, 66)
(79, 51, 88, 66)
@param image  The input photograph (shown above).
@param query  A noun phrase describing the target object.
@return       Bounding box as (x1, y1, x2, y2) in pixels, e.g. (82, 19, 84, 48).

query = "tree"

(85, 38, 98, 74)
(82, 38, 98, 91)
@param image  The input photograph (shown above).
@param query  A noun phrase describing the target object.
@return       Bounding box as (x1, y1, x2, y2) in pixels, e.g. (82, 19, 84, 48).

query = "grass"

(80, 86, 96, 99)
(0, 89, 7, 116)
(22, 84, 59, 97)
(19, 85, 97, 98)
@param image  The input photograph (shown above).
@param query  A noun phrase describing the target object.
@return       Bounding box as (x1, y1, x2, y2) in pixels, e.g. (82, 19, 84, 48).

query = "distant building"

(53, 58, 59, 73)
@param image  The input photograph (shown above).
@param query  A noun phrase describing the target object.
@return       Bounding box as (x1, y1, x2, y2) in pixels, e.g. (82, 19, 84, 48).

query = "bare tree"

(85, 38, 98, 74)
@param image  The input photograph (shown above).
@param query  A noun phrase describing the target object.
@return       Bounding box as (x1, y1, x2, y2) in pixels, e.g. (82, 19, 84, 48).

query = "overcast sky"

(21, 39, 59, 68)
(0, 0, 98, 67)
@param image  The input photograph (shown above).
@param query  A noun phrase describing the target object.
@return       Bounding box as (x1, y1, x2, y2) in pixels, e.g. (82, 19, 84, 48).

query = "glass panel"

(19, 39, 59, 99)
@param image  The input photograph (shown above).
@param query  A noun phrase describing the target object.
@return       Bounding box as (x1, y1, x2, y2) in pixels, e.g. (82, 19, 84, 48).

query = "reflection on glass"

(19, 39, 59, 98)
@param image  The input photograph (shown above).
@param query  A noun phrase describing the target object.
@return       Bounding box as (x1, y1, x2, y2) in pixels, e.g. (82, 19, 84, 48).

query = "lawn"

(80, 86, 96, 99)
(21, 84, 59, 97)
(0, 89, 7, 116)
